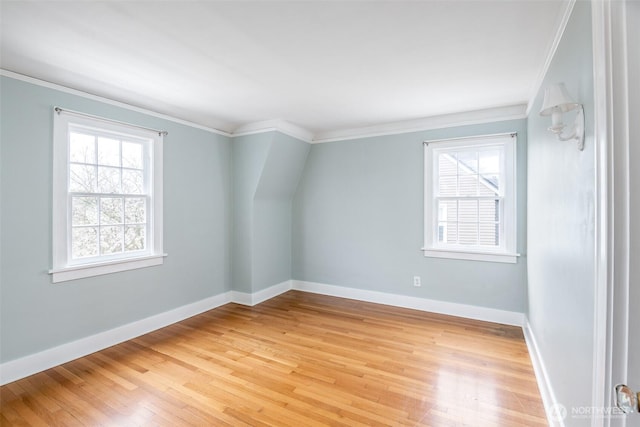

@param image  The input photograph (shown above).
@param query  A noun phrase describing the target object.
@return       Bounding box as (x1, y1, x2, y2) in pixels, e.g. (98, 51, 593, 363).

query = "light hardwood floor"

(0, 291, 547, 426)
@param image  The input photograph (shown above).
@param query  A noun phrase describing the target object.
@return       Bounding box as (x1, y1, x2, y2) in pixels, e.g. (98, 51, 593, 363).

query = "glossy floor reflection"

(0, 291, 547, 426)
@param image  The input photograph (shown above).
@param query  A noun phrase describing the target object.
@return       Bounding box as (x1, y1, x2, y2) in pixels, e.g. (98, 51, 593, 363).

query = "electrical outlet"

(413, 276, 421, 287)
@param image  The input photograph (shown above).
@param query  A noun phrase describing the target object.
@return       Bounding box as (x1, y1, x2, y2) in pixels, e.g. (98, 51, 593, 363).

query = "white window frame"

(51, 108, 165, 283)
(422, 133, 519, 263)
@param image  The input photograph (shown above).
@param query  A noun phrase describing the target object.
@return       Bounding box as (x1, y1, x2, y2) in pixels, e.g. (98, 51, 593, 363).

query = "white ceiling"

(0, 1, 569, 140)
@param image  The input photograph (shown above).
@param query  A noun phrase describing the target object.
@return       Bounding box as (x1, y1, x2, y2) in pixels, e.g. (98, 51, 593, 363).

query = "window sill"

(421, 248, 519, 264)
(50, 254, 167, 283)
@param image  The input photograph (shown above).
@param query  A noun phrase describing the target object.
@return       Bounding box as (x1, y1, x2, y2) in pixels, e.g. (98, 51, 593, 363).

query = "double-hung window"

(51, 108, 164, 282)
(423, 133, 518, 263)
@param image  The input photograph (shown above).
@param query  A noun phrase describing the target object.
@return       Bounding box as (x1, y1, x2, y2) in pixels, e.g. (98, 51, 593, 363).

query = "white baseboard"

(291, 280, 525, 327)
(523, 319, 564, 427)
(0, 292, 233, 386)
(0, 282, 294, 385)
(231, 280, 292, 306)
(1, 279, 527, 386)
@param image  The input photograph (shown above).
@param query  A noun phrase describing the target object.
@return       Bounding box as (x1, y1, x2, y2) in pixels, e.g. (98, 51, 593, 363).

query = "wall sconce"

(539, 83, 585, 150)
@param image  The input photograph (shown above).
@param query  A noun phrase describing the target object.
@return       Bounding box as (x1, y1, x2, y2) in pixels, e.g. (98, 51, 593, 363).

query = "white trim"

(526, 0, 577, 116)
(591, 1, 614, 424)
(2, 69, 528, 145)
(230, 280, 292, 306)
(421, 249, 519, 264)
(291, 280, 525, 327)
(0, 281, 292, 384)
(312, 104, 527, 144)
(232, 120, 313, 143)
(0, 69, 231, 137)
(523, 320, 566, 427)
(591, 2, 634, 426)
(0, 292, 233, 386)
(50, 254, 168, 283)
(0, 279, 528, 386)
(423, 133, 517, 262)
(52, 109, 166, 283)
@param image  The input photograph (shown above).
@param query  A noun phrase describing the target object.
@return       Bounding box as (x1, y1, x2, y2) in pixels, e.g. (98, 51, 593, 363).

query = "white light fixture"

(539, 83, 585, 150)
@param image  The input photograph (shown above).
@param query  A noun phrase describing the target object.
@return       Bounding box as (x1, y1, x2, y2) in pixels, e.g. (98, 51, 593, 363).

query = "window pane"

(438, 153, 457, 176)
(100, 226, 123, 254)
(100, 197, 123, 225)
(125, 198, 146, 224)
(479, 222, 499, 247)
(70, 133, 95, 164)
(458, 223, 478, 245)
(72, 227, 98, 258)
(72, 197, 98, 225)
(438, 200, 458, 222)
(479, 150, 500, 174)
(438, 222, 445, 243)
(479, 199, 500, 222)
(458, 174, 477, 196)
(479, 174, 500, 195)
(122, 169, 144, 194)
(97, 137, 120, 166)
(458, 200, 478, 222)
(438, 222, 458, 244)
(125, 226, 145, 251)
(424, 136, 514, 257)
(122, 142, 143, 169)
(457, 150, 478, 174)
(98, 166, 121, 193)
(69, 164, 97, 192)
(438, 175, 457, 196)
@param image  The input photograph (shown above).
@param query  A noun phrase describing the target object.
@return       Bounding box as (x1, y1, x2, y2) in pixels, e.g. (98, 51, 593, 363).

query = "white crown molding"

(525, 0, 577, 116)
(311, 104, 528, 143)
(232, 120, 314, 143)
(522, 319, 565, 427)
(231, 104, 528, 144)
(0, 69, 232, 137)
(4, 69, 529, 144)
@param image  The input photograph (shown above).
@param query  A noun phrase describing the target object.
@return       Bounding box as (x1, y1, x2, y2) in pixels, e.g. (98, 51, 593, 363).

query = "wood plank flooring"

(0, 291, 547, 426)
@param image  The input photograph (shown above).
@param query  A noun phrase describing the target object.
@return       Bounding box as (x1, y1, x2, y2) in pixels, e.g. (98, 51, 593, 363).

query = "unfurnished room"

(0, 0, 638, 426)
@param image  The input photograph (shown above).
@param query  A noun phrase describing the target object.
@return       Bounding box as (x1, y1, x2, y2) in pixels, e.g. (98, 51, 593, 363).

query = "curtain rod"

(54, 106, 168, 137)
(423, 132, 516, 145)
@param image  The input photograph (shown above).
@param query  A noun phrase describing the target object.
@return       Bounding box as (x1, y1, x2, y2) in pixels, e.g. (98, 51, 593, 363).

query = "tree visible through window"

(51, 108, 165, 282)
(69, 129, 148, 259)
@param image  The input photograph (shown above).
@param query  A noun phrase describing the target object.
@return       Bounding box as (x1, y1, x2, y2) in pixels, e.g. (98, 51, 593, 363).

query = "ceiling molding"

(0, 69, 232, 137)
(525, 0, 577, 116)
(3, 69, 527, 145)
(311, 104, 528, 144)
(232, 120, 314, 143)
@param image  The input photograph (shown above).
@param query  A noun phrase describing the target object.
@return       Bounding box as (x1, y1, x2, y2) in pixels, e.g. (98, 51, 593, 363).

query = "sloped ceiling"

(0, 1, 570, 139)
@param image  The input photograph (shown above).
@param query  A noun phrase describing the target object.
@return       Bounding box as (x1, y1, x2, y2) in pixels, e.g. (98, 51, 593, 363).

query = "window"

(51, 108, 164, 282)
(423, 133, 518, 263)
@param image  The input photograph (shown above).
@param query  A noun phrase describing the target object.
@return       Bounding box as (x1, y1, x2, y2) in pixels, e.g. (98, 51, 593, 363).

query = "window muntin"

(423, 134, 517, 263)
(67, 126, 150, 263)
(52, 109, 164, 282)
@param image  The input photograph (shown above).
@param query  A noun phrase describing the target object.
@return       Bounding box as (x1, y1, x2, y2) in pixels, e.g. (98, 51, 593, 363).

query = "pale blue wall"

(527, 2, 596, 423)
(232, 131, 310, 293)
(292, 119, 528, 312)
(231, 133, 273, 293)
(0, 76, 233, 362)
